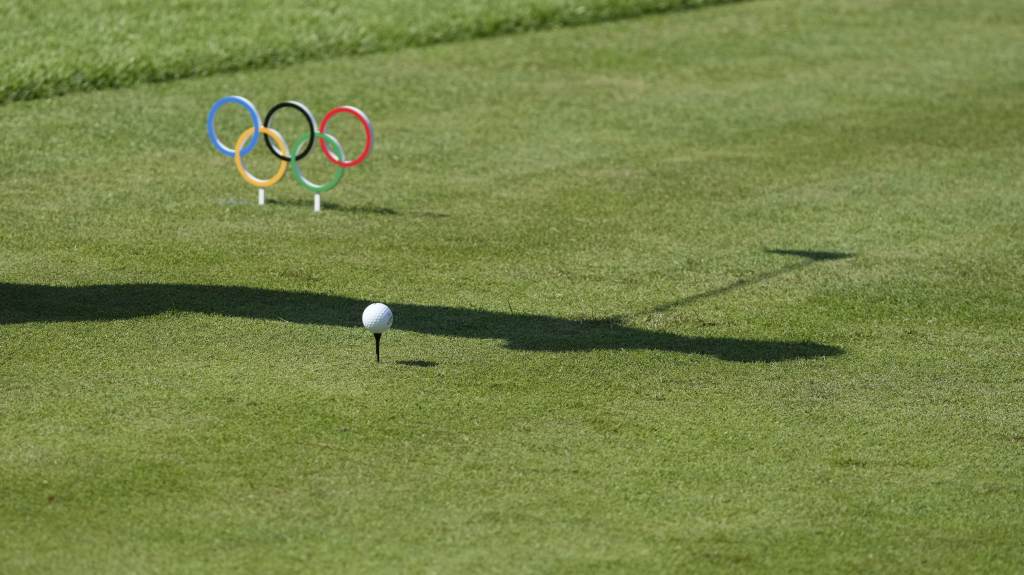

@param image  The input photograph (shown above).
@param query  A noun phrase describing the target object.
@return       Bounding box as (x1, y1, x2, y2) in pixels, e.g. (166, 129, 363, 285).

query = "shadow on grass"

(266, 198, 400, 216)
(642, 249, 853, 314)
(0, 281, 841, 363)
(397, 360, 439, 368)
(265, 198, 450, 218)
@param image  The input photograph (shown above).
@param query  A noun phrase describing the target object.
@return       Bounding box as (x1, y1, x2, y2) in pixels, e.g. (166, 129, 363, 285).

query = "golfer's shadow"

(0, 282, 842, 363)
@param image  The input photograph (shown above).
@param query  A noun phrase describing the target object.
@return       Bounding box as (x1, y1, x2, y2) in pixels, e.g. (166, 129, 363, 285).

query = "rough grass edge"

(1, 0, 744, 106)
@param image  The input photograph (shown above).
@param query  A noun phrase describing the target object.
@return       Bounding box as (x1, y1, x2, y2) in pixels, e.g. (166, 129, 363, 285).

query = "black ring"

(263, 100, 317, 162)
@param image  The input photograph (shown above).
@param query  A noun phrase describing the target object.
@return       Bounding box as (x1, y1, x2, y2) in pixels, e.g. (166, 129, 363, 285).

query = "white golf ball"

(362, 303, 393, 334)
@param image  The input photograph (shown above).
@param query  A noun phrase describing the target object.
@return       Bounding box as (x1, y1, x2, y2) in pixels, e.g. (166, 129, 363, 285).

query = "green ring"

(289, 131, 345, 193)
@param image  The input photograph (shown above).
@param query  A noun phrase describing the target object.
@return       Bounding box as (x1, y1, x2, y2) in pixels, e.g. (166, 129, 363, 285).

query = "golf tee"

(314, 193, 321, 212)
(375, 333, 381, 363)
(258, 188, 265, 205)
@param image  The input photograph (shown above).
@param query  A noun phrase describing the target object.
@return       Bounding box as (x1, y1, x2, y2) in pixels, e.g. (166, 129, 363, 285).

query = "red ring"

(318, 106, 373, 168)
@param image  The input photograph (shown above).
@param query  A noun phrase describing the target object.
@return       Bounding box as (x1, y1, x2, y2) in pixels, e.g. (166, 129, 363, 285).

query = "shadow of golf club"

(0, 281, 841, 363)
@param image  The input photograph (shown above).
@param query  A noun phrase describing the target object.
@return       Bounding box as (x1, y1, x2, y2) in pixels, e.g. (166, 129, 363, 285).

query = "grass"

(0, 0, 731, 104)
(2, 0, 1024, 572)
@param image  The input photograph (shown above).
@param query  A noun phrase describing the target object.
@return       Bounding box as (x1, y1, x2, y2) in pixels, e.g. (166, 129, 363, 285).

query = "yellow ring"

(233, 127, 288, 187)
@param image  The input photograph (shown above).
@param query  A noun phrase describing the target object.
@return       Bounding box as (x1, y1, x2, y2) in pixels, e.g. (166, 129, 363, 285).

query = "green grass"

(0, 0, 730, 104)
(2, 0, 1024, 572)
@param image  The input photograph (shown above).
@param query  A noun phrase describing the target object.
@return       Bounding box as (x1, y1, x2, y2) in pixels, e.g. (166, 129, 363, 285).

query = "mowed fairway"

(2, 0, 1024, 572)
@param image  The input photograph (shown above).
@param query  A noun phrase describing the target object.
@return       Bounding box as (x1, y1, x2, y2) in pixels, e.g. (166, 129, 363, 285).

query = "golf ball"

(362, 303, 393, 334)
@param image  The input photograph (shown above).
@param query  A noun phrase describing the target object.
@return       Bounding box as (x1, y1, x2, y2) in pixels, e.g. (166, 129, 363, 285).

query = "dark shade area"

(0, 281, 841, 363)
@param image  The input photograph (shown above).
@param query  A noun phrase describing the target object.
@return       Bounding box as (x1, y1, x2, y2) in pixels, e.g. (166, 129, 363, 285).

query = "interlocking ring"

(207, 96, 261, 158)
(290, 132, 346, 193)
(319, 106, 373, 168)
(234, 127, 289, 187)
(208, 96, 373, 197)
(263, 100, 317, 162)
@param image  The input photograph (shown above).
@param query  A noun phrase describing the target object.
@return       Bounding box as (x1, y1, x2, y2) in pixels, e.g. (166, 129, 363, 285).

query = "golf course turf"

(2, 0, 1023, 572)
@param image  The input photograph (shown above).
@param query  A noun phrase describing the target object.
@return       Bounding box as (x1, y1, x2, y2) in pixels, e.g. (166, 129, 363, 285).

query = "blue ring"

(207, 96, 261, 158)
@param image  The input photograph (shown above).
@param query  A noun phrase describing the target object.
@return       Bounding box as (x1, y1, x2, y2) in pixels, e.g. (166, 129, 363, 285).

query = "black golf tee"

(374, 333, 381, 363)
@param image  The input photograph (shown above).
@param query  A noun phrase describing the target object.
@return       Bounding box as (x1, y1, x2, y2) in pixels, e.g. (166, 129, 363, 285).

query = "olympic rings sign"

(206, 95, 374, 211)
